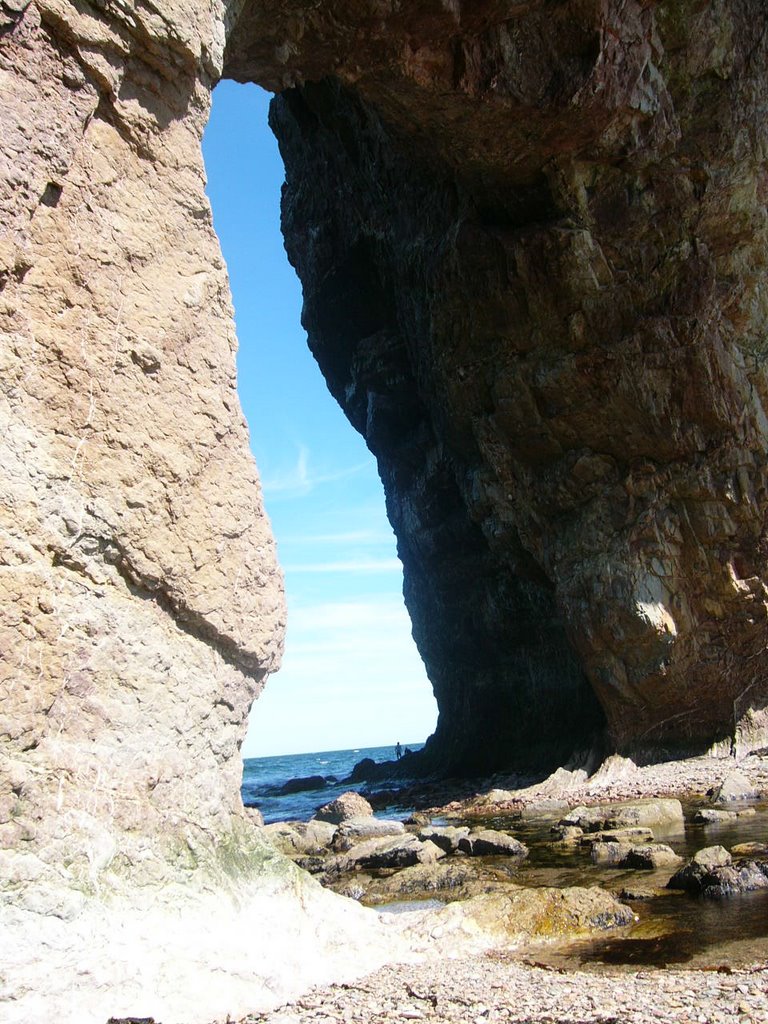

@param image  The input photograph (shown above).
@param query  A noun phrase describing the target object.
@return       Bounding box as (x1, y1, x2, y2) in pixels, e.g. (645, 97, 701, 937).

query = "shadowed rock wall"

(226, 0, 768, 769)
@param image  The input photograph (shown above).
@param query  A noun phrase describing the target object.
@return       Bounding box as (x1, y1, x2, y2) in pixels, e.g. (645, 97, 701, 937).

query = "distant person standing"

(395, 741, 402, 760)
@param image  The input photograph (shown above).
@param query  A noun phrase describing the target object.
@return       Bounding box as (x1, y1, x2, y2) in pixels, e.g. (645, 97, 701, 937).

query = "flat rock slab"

(338, 835, 446, 871)
(561, 798, 684, 833)
(409, 885, 636, 948)
(592, 843, 681, 870)
(581, 827, 655, 846)
(694, 807, 756, 824)
(457, 829, 529, 859)
(418, 825, 471, 853)
(362, 860, 516, 904)
(732, 841, 768, 857)
(333, 817, 405, 849)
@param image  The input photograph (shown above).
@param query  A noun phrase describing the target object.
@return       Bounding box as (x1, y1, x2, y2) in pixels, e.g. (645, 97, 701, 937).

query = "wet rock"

(550, 824, 584, 844)
(338, 835, 446, 871)
(581, 827, 655, 846)
(712, 771, 759, 803)
(333, 817, 406, 849)
(591, 840, 681, 870)
(278, 775, 328, 795)
(457, 830, 529, 859)
(617, 883, 674, 901)
(667, 845, 768, 897)
(670, 860, 768, 898)
(411, 887, 636, 948)
(315, 791, 373, 824)
(362, 860, 516, 905)
(561, 799, 684, 833)
(346, 758, 378, 782)
(418, 826, 471, 854)
(732, 841, 768, 857)
(622, 844, 682, 870)
(693, 807, 757, 824)
(591, 842, 635, 867)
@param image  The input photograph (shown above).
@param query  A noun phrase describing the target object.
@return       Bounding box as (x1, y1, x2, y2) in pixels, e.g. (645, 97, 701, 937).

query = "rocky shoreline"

(235, 753, 768, 1024)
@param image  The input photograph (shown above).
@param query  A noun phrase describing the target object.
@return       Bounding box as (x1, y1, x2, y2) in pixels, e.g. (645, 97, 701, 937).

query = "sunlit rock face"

(227, 0, 768, 769)
(1, 0, 285, 904)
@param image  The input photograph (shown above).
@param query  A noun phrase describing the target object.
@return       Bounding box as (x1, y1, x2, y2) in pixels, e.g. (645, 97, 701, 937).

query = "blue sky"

(202, 81, 437, 757)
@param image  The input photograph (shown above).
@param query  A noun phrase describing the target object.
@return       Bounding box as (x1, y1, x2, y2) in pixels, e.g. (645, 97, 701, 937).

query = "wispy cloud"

(281, 528, 395, 547)
(261, 444, 371, 498)
(284, 558, 402, 574)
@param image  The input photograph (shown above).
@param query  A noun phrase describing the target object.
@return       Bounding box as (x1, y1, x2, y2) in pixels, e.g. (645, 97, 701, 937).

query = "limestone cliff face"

(4, 0, 768, 904)
(227, 0, 768, 770)
(1, 0, 285, 904)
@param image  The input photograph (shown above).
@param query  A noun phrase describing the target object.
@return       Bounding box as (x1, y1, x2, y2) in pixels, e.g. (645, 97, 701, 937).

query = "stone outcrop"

(5, 0, 768, 1019)
(228, 0, 768, 772)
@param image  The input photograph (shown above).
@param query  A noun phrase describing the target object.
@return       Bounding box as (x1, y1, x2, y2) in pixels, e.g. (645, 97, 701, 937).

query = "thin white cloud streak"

(288, 600, 409, 631)
(261, 444, 372, 498)
(284, 558, 402, 574)
(280, 528, 395, 546)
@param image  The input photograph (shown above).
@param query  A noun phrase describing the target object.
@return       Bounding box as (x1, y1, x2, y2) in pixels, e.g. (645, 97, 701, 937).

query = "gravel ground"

(229, 753, 768, 1024)
(236, 955, 768, 1024)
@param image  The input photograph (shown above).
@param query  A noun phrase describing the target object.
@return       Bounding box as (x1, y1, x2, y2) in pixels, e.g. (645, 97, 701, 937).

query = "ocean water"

(241, 742, 425, 823)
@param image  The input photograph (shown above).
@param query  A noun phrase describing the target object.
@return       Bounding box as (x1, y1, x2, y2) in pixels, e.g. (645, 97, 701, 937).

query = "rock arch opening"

(222, 0, 768, 769)
(202, 81, 438, 761)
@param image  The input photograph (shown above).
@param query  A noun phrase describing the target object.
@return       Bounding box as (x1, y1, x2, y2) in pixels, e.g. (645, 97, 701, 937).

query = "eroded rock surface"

(6, 1, 768, 1020)
(228, 0, 768, 772)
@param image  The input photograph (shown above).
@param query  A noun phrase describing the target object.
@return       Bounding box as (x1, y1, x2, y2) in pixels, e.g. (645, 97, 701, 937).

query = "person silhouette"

(395, 741, 402, 760)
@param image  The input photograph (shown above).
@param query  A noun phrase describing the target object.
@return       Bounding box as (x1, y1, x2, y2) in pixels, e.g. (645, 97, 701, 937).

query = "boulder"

(362, 860, 516, 905)
(561, 799, 684, 833)
(550, 824, 584, 844)
(315, 791, 373, 824)
(588, 755, 639, 785)
(261, 823, 306, 856)
(712, 771, 759, 803)
(407, 886, 635, 950)
(591, 842, 635, 867)
(666, 846, 768, 897)
(670, 860, 768, 898)
(591, 842, 681, 870)
(262, 819, 336, 856)
(732, 842, 768, 857)
(622, 845, 683, 870)
(338, 835, 446, 872)
(303, 819, 338, 849)
(457, 830, 529, 859)
(332, 817, 405, 849)
(278, 775, 328, 795)
(695, 806, 757, 823)
(418, 826, 471, 854)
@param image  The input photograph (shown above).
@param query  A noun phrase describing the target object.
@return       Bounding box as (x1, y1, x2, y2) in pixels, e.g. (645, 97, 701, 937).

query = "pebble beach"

(230, 752, 768, 1024)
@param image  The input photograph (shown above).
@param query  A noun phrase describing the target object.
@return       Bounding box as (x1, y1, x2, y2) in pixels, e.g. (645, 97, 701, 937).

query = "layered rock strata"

(227, 0, 768, 770)
(4, 0, 768, 1019)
